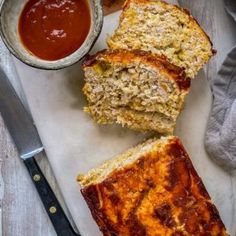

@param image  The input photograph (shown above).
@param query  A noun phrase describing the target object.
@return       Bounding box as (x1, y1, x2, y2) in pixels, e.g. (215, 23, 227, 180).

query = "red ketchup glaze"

(19, 0, 91, 61)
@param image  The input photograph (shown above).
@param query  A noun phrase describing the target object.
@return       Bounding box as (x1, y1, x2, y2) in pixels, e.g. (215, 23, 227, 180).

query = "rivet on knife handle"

(24, 157, 80, 236)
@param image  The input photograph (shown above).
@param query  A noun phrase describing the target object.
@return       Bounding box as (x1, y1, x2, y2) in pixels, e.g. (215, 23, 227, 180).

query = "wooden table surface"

(1, 1, 236, 235)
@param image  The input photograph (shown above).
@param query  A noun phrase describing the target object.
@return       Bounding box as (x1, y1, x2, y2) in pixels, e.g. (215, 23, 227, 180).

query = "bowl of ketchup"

(0, 0, 103, 69)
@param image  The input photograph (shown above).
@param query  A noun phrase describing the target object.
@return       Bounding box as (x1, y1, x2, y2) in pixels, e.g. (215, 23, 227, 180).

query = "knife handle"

(24, 157, 80, 236)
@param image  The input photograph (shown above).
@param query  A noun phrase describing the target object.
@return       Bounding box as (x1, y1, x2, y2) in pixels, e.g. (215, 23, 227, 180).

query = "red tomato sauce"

(19, 0, 91, 61)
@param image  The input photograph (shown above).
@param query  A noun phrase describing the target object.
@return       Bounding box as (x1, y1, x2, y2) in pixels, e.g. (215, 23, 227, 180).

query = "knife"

(0, 61, 79, 235)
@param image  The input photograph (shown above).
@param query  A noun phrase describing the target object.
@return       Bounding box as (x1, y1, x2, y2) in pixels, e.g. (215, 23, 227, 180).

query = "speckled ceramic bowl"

(0, 0, 103, 70)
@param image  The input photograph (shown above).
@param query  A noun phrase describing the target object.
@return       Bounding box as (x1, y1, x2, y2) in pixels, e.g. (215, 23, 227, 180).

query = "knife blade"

(0, 68, 43, 159)
(0, 40, 79, 236)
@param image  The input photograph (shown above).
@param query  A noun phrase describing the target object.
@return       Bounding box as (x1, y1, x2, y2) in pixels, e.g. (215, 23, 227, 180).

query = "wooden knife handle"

(24, 157, 80, 236)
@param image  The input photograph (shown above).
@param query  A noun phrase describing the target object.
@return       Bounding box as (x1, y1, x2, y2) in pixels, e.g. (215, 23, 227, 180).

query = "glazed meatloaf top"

(78, 137, 228, 235)
(83, 49, 190, 91)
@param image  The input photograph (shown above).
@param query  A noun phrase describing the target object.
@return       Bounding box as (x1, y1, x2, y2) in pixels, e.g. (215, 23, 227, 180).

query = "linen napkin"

(205, 0, 236, 169)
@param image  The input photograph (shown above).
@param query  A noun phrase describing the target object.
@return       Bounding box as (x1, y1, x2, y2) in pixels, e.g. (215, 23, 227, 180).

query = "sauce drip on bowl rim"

(19, 0, 91, 61)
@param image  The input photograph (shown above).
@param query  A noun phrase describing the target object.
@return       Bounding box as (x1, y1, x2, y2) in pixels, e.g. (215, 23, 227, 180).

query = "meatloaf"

(82, 49, 190, 134)
(78, 136, 228, 236)
(107, 0, 215, 78)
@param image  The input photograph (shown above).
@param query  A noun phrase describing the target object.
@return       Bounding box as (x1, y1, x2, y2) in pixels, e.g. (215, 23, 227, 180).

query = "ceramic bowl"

(0, 0, 103, 70)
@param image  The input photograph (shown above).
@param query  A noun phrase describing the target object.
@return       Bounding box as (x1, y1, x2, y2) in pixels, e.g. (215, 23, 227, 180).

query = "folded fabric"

(225, 0, 236, 21)
(205, 0, 236, 169)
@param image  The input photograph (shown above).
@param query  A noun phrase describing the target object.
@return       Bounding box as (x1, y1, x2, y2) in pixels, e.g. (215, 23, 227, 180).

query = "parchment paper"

(12, 2, 236, 235)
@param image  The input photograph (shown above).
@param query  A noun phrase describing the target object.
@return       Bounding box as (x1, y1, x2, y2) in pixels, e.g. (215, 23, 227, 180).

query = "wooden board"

(1, 1, 236, 235)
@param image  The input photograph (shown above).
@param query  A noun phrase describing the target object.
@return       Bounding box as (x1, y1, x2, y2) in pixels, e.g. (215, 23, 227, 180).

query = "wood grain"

(0, 116, 55, 236)
(0, 1, 235, 235)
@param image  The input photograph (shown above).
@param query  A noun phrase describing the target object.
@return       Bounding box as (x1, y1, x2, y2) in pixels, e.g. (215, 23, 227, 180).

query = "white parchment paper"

(12, 2, 236, 235)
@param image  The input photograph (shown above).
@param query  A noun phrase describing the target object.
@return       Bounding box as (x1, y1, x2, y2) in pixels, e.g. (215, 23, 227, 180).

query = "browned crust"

(81, 185, 115, 236)
(103, 0, 125, 15)
(82, 49, 107, 67)
(81, 137, 228, 235)
(83, 49, 191, 91)
(121, 0, 216, 55)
